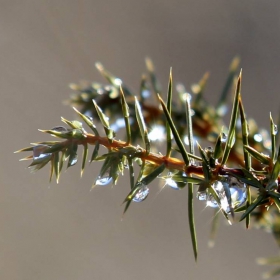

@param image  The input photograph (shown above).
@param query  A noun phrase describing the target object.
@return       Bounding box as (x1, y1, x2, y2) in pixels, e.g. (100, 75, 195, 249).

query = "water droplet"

(230, 187, 246, 207)
(182, 92, 192, 102)
(33, 145, 51, 160)
(221, 132, 227, 143)
(220, 196, 231, 213)
(274, 124, 278, 134)
(95, 173, 113, 186)
(197, 192, 206, 201)
(184, 135, 189, 145)
(206, 181, 230, 212)
(132, 185, 149, 202)
(206, 181, 227, 209)
(165, 178, 180, 190)
(201, 177, 247, 213)
(69, 157, 78, 166)
(228, 177, 247, 208)
(114, 78, 122, 86)
(206, 196, 219, 208)
(214, 180, 224, 192)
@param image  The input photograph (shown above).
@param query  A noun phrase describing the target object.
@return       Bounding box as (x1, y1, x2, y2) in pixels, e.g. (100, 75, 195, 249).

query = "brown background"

(1, 1, 280, 279)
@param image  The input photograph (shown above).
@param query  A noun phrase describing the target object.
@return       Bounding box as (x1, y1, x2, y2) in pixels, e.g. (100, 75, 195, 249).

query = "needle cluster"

(16, 58, 280, 278)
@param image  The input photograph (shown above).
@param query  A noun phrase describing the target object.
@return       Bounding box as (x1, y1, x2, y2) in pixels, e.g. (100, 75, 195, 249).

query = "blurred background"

(1, 1, 280, 279)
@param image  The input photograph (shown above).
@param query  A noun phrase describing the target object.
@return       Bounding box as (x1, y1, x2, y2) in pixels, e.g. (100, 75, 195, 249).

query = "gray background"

(1, 1, 280, 279)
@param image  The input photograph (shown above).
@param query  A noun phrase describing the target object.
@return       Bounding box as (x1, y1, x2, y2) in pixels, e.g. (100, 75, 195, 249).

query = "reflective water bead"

(274, 124, 278, 134)
(228, 177, 247, 208)
(184, 135, 189, 145)
(206, 196, 219, 208)
(202, 178, 247, 213)
(220, 195, 231, 213)
(33, 145, 51, 160)
(68, 157, 78, 166)
(95, 173, 113, 186)
(213, 180, 224, 193)
(132, 185, 149, 202)
(206, 194, 230, 213)
(221, 132, 227, 143)
(206, 181, 230, 212)
(165, 178, 180, 190)
(197, 192, 207, 201)
(114, 78, 122, 86)
(230, 187, 246, 208)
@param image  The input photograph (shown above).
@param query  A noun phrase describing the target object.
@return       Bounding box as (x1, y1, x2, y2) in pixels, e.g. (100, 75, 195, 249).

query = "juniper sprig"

(16, 58, 280, 278)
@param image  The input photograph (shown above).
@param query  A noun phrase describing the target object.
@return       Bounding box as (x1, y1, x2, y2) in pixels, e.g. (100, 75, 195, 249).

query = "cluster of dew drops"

(31, 126, 247, 209)
(94, 169, 247, 210)
(72, 80, 276, 209)
(95, 173, 149, 202)
(28, 74, 277, 213)
(92, 124, 248, 209)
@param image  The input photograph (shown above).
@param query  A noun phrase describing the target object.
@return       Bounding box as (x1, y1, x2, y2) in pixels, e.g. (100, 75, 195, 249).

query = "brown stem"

(81, 133, 251, 180)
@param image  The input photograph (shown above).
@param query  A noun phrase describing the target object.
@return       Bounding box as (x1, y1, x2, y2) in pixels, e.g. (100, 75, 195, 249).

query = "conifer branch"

(16, 58, 280, 278)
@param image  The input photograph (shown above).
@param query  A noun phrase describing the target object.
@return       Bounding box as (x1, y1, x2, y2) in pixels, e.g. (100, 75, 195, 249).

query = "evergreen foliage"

(16, 58, 280, 278)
